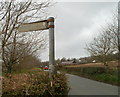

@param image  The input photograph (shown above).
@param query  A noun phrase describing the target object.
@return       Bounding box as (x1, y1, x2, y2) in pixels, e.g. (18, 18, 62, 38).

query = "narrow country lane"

(67, 74, 119, 95)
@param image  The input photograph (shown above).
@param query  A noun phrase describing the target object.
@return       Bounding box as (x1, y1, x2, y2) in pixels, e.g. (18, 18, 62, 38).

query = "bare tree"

(86, 32, 115, 67)
(106, 15, 118, 52)
(0, 1, 51, 73)
(86, 12, 119, 68)
(3, 32, 46, 72)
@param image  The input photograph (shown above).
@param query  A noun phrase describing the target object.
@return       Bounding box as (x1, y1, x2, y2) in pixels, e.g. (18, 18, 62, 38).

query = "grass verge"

(61, 67, 119, 86)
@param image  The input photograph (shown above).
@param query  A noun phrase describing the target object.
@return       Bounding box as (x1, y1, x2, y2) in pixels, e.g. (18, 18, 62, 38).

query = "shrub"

(51, 73, 70, 95)
(64, 67, 106, 75)
(81, 67, 106, 74)
(2, 71, 69, 96)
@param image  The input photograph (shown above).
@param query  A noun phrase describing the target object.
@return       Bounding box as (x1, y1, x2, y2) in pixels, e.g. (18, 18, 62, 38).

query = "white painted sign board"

(18, 20, 48, 32)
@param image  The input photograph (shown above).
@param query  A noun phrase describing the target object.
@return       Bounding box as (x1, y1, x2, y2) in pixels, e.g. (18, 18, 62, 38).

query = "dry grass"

(65, 61, 119, 69)
(2, 70, 70, 95)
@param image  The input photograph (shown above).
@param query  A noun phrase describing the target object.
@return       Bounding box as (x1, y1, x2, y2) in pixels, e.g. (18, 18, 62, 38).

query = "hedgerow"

(2, 70, 70, 96)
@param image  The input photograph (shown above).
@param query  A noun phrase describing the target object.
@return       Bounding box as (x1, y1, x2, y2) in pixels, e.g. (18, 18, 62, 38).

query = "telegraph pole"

(48, 17, 56, 79)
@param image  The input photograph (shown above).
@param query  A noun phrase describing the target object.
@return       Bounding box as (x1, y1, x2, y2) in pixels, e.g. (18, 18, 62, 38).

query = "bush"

(81, 67, 106, 74)
(2, 70, 69, 96)
(51, 73, 69, 95)
(64, 67, 106, 75)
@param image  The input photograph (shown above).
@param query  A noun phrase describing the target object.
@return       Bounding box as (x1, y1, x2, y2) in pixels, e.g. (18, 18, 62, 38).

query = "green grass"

(61, 67, 119, 86)
(92, 73, 119, 84)
(2, 68, 42, 76)
(0, 72, 2, 76)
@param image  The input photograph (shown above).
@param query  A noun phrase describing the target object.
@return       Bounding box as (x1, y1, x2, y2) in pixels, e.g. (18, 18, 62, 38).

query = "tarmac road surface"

(67, 74, 119, 95)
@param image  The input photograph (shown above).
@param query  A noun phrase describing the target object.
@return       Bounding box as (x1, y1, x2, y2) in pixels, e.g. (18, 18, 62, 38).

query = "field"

(65, 61, 118, 69)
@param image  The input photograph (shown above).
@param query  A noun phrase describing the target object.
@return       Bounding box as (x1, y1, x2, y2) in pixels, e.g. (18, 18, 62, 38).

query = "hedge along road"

(67, 74, 119, 95)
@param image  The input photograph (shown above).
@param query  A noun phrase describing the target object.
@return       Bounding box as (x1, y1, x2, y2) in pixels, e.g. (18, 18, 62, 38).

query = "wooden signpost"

(18, 17, 55, 78)
(18, 20, 48, 32)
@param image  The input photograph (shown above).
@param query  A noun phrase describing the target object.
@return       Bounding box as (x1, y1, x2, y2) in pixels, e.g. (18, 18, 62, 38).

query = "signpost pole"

(48, 17, 56, 79)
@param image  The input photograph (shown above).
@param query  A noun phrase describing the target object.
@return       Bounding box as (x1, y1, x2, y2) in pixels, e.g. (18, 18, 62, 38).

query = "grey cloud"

(41, 2, 117, 61)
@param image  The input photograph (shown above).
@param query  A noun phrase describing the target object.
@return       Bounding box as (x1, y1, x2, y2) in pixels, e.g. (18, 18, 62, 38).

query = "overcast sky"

(40, 2, 117, 61)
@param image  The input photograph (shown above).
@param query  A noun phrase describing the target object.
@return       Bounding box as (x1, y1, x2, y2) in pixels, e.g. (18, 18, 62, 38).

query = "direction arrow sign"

(18, 20, 48, 32)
